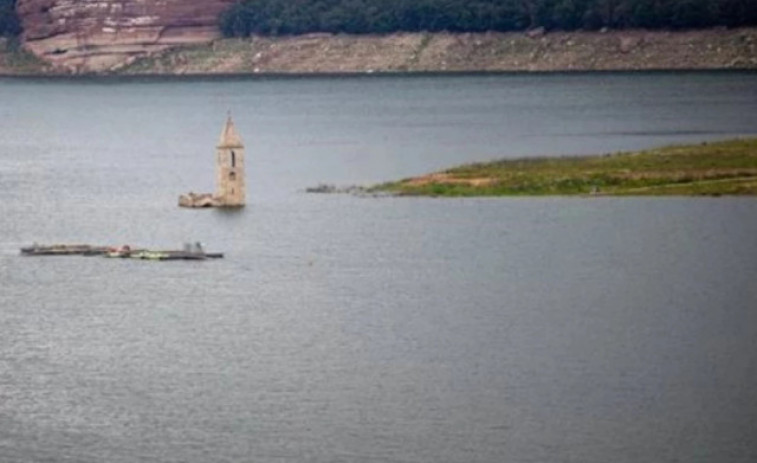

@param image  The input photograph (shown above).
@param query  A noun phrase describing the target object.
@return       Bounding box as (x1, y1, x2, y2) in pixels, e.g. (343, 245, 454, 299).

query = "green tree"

(551, 0, 585, 29)
(217, 0, 757, 37)
(669, 0, 718, 28)
(0, 0, 22, 37)
(717, 0, 757, 26)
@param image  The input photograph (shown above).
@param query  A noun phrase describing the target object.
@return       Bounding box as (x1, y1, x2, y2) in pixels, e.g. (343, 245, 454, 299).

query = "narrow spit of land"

(371, 138, 757, 197)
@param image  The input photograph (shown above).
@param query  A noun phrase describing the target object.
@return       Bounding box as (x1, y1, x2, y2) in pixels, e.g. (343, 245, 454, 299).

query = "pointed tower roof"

(217, 114, 244, 149)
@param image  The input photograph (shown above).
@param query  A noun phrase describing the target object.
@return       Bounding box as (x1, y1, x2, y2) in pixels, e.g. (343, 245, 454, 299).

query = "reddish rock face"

(17, 0, 236, 71)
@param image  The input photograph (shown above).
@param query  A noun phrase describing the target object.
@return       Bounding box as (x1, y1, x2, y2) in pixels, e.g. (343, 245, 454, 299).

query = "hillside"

(3, 0, 756, 74)
(2, 25, 756, 74)
(119, 28, 757, 75)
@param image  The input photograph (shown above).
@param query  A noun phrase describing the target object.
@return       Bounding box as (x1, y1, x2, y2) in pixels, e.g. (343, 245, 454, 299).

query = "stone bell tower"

(215, 114, 246, 207)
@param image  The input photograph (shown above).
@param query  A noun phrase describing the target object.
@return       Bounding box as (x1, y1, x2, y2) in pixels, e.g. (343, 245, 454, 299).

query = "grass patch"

(372, 138, 757, 197)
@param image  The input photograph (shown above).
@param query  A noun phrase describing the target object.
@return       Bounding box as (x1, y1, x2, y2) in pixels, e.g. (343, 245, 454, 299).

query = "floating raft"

(20, 244, 110, 256)
(104, 249, 224, 260)
(20, 244, 223, 260)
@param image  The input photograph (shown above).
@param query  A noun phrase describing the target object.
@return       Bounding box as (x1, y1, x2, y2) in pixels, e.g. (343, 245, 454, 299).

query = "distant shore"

(368, 138, 757, 197)
(2, 28, 757, 75)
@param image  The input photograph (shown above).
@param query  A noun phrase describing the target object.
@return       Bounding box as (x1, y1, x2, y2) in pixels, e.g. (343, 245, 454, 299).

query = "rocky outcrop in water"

(16, 0, 234, 72)
(178, 192, 220, 208)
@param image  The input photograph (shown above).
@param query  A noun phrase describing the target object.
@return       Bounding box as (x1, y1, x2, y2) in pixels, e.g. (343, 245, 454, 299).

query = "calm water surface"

(1, 73, 756, 462)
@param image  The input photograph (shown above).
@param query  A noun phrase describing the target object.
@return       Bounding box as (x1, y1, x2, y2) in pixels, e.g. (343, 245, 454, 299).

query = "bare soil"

(3, 28, 756, 75)
(120, 28, 757, 75)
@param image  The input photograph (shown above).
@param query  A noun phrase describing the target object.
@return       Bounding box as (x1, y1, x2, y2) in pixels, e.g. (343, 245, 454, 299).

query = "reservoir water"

(1, 72, 756, 462)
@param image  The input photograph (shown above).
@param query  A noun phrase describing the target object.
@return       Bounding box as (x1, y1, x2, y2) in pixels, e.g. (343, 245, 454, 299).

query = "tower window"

(229, 171, 236, 181)
(231, 151, 236, 168)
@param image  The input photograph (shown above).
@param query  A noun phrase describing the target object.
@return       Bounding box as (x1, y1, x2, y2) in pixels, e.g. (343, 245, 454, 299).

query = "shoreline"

(3, 28, 756, 75)
(2, 68, 756, 79)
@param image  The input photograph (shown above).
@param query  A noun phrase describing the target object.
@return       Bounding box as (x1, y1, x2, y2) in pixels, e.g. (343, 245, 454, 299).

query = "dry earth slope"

(121, 28, 757, 75)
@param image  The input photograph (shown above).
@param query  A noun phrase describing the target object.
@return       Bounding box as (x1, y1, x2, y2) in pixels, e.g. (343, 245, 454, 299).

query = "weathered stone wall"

(215, 117, 245, 207)
(16, 0, 235, 71)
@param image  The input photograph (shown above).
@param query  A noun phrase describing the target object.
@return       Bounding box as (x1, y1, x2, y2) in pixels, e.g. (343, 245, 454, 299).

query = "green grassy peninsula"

(374, 138, 757, 197)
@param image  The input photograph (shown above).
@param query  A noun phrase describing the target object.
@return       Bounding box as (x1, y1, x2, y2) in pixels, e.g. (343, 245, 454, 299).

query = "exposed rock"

(178, 192, 219, 208)
(17, 0, 236, 71)
(305, 184, 340, 194)
(304, 184, 393, 197)
(305, 184, 368, 194)
(526, 27, 545, 39)
(619, 36, 641, 53)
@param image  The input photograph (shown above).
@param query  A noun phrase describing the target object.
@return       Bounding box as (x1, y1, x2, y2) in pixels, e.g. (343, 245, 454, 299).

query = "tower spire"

(218, 113, 243, 149)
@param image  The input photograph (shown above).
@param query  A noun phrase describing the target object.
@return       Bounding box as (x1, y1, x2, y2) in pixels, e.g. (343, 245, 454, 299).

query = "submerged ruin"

(179, 115, 246, 208)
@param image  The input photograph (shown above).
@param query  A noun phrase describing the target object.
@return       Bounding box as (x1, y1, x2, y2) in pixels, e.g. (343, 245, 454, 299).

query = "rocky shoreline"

(2, 28, 757, 75)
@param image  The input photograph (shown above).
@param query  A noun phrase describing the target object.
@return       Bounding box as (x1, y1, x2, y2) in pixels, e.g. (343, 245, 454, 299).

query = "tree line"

(3, 0, 755, 39)
(0, 0, 21, 38)
(219, 0, 757, 37)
